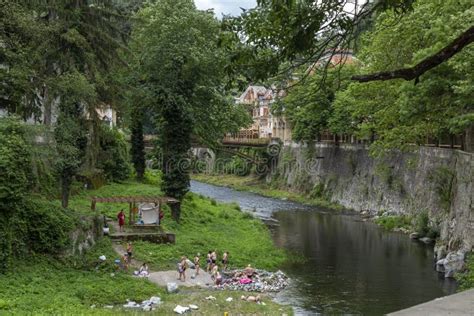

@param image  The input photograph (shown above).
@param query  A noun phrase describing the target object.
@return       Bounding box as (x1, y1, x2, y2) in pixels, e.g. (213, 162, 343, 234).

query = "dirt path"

(112, 241, 214, 288)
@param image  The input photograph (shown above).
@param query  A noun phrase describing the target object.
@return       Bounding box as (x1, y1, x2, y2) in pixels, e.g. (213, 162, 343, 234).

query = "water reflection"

(190, 180, 457, 314)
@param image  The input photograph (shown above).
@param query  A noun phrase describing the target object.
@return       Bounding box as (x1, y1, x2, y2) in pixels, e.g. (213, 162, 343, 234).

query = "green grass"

(457, 253, 474, 291)
(132, 192, 287, 270)
(0, 243, 292, 315)
(58, 171, 287, 271)
(0, 255, 162, 314)
(1, 171, 292, 314)
(192, 173, 343, 210)
(374, 215, 412, 231)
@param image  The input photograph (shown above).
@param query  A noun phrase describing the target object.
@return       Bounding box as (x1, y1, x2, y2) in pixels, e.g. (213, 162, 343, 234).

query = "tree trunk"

(464, 124, 474, 153)
(170, 202, 181, 223)
(61, 175, 70, 208)
(43, 86, 52, 126)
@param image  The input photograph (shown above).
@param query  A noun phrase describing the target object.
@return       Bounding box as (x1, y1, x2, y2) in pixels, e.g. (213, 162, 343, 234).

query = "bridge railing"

(222, 136, 271, 146)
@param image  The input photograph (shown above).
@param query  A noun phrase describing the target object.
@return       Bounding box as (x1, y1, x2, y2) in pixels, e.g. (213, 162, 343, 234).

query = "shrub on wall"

(0, 118, 77, 271)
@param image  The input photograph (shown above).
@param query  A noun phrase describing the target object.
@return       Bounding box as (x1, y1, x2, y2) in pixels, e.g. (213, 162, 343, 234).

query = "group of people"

(176, 250, 230, 285)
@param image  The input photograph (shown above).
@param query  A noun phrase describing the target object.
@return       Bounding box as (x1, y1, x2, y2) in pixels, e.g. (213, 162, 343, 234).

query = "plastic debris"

(123, 301, 140, 308)
(120, 296, 161, 311)
(167, 282, 179, 293)
(205, 296, 216, 300)
(99, 255, 106, 261)
(189, 304, 199, 310)
(216, 269, 289, 292)
(173, 305, 190, 314)
(225, 297, 233, 302)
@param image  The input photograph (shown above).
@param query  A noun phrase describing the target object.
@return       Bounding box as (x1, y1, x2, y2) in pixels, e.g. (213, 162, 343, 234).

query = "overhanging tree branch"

(351, 25, 474, 82)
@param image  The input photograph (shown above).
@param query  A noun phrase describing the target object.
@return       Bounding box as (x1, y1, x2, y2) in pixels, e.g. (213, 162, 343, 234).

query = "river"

(190, 180, 457, 315)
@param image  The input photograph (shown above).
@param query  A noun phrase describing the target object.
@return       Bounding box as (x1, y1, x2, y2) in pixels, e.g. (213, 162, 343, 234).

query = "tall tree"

(130, 0, 250, 221)
(130, 103, 145, 181)
(35, 0, 126, 206)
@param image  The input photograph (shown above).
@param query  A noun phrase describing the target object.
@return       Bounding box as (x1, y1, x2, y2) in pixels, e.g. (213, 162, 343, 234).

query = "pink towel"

(239, 277, 252, 284)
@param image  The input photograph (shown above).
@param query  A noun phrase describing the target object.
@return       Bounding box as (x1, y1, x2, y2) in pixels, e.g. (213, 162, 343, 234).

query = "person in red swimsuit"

(117, 209, 125, 232)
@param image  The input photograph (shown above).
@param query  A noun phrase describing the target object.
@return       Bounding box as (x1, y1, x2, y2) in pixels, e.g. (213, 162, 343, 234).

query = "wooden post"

(91, 200, 96, 212)
(129, 202, 132, 225)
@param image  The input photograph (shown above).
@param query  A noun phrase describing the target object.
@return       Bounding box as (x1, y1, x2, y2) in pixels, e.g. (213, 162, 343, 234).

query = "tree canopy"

(277, 0, 473, 154)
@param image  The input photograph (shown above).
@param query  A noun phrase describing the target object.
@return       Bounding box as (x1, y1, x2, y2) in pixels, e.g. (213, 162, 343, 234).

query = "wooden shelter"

(91, 196, 179, 226)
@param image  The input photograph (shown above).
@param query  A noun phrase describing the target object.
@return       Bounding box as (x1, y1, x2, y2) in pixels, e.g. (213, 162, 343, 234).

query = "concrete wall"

(269, 143, 473, 258)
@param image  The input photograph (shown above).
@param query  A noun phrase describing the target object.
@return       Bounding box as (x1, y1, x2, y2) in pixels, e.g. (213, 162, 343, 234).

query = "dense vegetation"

(273, 0, 473, 154)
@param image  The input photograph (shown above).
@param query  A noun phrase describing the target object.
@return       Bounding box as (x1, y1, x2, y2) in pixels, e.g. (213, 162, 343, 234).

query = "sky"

(194, 0, 257, 17)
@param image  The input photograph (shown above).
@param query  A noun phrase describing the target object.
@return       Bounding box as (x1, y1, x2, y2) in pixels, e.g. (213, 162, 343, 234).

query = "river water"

(190, 180, 457, 315)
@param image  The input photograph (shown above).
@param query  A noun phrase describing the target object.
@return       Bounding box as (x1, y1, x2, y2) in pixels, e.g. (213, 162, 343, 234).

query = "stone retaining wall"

(269, 143, 473, 265)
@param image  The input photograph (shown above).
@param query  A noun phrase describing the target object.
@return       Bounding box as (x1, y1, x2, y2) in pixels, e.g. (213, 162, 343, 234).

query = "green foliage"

(221, 0, 413, 81)
(429, 166, 455, 212)
(457, 253, 474, 291)
(278, 65, 357, 143)
(97, 127, 131, 182)
(0, 1, 46, 119)
(23, 200, 76, 255)
(54, 72, 91, 207)
(0, 118, 32, 204)
(375, 215, 412, 231)
(0, 257, 161, 314)
(129, 0, 251, 218)
(0, 118, 32, 271)
(333, 0, 474, 154)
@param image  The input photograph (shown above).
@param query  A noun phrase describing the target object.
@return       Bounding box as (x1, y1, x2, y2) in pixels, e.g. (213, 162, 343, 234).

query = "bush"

(457, 253, 474, 291)
(375, 215, 411, 230)
(0, 118, 33, 271)
(414, 212, 430, 236)
(25, 200, 76, 254)
(0, 118, 32, 204)
(97, 127, 131, 182)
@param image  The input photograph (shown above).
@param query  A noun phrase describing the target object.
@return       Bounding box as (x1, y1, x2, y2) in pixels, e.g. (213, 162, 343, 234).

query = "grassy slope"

(192, 173, 343, 210)
(65, 172, 286, 270)
(0, 239, 291, 315)
(0, 173, 292, 314)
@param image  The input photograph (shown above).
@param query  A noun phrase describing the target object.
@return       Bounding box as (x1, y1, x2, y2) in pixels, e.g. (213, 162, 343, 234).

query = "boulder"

(443, 251, 465, 278)
(435, 258, 446, 273)
(167, 282, 178, 293)
(409, 232, 420, 239)
(419, 237, 434, 244)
